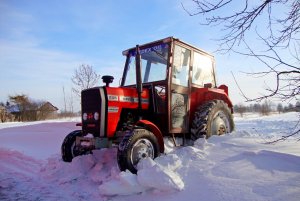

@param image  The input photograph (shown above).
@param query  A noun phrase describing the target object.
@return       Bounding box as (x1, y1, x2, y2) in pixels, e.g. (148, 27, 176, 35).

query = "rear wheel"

(61, 130, 82, 162)
(191, 100, 234, 140)
(117, 129, 159, 174)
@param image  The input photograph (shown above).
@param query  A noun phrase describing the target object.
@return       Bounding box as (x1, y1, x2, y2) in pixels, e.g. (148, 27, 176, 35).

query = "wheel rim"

(130, 138, 154, 168)
(71, 141, 77, 158)
(211, 111, 230, 135)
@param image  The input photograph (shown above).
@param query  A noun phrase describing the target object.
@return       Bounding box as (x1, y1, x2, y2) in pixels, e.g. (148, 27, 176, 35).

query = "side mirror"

(102, 75, 114, 87)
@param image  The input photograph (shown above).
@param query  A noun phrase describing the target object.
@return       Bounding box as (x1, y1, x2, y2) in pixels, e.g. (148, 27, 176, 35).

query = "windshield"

(123, 43, 169, 86)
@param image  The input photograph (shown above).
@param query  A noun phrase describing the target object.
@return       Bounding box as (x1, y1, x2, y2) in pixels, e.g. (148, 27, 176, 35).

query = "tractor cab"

(61, 37, 234, 174)
(121, 37, 219, 136)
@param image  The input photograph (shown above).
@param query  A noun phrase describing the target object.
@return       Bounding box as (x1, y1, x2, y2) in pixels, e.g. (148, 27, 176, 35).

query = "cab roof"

(122, 37, 213, 58)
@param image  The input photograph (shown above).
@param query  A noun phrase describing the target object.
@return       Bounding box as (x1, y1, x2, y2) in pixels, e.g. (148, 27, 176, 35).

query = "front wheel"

(117, 129, 159, 174)
(61, 130, 82, 162)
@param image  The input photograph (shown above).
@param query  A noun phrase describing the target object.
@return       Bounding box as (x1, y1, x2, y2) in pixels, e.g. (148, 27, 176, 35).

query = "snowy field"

(0, 113, 299, 201)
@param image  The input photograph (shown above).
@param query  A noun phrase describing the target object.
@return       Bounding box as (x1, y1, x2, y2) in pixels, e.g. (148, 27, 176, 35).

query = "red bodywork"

(190, 85, 232, 125)
(105, 87, 150, 138)
(106, 84, 231, 142)
(136, 119, 164, 153)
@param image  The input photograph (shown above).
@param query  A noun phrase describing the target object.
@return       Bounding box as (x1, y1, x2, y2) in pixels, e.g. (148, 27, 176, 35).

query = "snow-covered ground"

(0, 113, 299, 201)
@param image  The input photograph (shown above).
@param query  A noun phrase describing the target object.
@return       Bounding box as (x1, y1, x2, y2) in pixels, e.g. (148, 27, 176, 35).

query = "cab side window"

(192, 52, 215, 87)
(172, 45, 191, 87)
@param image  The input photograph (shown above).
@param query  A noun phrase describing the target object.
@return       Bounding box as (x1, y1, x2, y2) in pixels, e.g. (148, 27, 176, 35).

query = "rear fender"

(190, 87, 234, 121)
(204, 90, 233, 109)
(136, 120, 164, 153)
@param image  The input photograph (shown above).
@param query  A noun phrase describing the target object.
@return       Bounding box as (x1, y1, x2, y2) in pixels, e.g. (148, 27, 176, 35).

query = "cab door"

(169, 44, 191, 133)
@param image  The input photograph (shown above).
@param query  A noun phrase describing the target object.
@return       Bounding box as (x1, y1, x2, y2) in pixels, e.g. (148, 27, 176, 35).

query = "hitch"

(75, 136, 112, 150)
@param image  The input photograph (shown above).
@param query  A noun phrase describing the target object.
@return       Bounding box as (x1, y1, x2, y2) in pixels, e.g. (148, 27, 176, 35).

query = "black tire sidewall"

(206, 101, 234, 138)
(61, 130, 82, 162)
(191, 100, 234, 140)
(117, 129, 159, 174)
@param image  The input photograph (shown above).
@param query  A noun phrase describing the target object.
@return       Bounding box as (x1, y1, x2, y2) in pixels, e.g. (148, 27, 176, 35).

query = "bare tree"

(260, 100, 272, 116)
(234, 103, 247, 117)
(71, 64, 101, 96)
(182, 0, 300, 141)
(62, 86, 67, 112)
(296, 101, 300, 112)
(61, 86, 76, 117)
(277, 103, 284, 113)
(0, 105, 8, 122)
(182, 0, 300, 102)
(8, 95, 48, 121)
(9, 94, 31, 121)
(69, 89, 74, 113)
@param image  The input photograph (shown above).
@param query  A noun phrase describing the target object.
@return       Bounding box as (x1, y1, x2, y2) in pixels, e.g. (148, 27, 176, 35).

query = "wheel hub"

(211, 112, 229, 135)
(131, 139, 154, 167)
(71, 142, 88, 158)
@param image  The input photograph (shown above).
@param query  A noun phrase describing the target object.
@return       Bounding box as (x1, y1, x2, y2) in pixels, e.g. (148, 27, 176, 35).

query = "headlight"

(94, 112, 99, 120)
(83, 113, 87, 121)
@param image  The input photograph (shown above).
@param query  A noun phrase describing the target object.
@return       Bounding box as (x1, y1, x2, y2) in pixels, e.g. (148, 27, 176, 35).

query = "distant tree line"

(234, 101, 300, 117)
(0, 94, 59, 123)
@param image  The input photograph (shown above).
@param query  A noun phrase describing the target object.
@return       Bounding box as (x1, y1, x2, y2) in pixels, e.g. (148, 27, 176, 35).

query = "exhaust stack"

(135, 45, 143, 119)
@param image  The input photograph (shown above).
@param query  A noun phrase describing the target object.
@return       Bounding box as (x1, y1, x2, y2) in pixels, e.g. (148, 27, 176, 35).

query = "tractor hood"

(81, 86, 150, 138)
(105, 86, 150, 137)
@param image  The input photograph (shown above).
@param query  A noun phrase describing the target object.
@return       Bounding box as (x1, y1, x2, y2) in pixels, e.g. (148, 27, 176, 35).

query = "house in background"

(37, 102, 59, 120)
(1, 101, 59, 122)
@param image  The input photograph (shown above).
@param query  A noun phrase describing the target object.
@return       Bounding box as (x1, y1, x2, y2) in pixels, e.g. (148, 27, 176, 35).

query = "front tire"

(117, 129, 159, 174)
(191, 100, 234, 140)
(61, 130, 82, 162)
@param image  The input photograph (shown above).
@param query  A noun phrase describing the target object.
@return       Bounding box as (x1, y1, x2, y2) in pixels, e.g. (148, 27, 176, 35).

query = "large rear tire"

(191, 100, 234, 140)
(61, 130, 82, 162)
(117, 129, 159, 174)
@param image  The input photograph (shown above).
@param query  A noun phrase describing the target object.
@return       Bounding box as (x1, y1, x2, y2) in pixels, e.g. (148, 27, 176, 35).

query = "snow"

(0, 112, 300, 201)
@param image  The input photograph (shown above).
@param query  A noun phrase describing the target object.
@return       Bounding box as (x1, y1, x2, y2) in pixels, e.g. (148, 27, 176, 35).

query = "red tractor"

(61, 37, 234, 173)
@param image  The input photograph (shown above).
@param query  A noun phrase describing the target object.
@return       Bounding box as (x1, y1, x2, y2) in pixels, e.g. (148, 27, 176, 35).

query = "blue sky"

(0, 0, 288, 111)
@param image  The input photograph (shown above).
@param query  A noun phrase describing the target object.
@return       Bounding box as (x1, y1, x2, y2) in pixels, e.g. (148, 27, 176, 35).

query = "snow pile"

(99, 156, 184, 196)
(41, 150, 117, 184)
(0, 148, 44, 200)
(39, 147, 185, 197)
(137, 157, 184, 191)
(0, 148, 42, 176)
(98, 171, 145, 195)
(1, 112, 300, 200)
(98, 138, 216, 196)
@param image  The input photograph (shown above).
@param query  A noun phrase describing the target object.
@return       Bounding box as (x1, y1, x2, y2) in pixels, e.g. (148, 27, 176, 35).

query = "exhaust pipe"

(135, 45, 143, 119)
